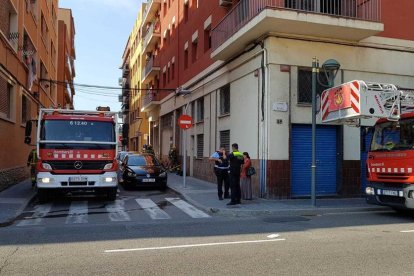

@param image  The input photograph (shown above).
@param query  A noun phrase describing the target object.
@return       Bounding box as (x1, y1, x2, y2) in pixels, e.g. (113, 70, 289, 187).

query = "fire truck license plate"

(381, 190, 399, 196)
(69, 176, 87, 182)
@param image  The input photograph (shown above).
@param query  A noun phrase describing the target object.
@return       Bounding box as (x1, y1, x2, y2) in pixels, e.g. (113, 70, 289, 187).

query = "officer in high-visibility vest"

(227, 143, 244, 205)
(27, 148, 37, 187)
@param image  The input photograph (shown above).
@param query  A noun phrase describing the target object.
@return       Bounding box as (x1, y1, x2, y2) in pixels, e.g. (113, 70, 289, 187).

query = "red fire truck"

(24, 108, 119, 202)
(321, 80, 414, 210)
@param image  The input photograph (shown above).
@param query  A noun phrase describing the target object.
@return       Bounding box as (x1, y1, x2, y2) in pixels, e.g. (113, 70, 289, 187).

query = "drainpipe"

(259, 41, 268, 198)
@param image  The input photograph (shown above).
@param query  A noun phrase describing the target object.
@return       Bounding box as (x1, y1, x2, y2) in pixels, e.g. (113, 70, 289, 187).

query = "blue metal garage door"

(291, 125, 338, 197)
(360, 129, 373, 193)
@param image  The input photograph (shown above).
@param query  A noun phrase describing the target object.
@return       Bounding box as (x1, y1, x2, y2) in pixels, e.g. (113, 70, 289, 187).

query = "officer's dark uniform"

(213, 151, 230, 200)
(228, 150, 244, 205)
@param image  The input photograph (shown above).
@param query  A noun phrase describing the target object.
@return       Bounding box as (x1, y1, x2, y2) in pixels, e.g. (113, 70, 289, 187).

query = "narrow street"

(1, 188, 413, 275)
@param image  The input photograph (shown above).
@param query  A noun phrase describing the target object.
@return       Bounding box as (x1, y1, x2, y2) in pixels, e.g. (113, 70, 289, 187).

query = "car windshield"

(370, 119, 414, 151)
(127, 155, 160, 166)
(41, 120, 115, 143)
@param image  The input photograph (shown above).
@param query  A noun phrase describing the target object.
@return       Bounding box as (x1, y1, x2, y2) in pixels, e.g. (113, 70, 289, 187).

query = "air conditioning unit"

(219, 0, 232, 7)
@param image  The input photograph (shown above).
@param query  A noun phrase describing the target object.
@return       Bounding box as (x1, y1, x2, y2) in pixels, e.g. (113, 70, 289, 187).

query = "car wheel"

(106, 187, 117, 201)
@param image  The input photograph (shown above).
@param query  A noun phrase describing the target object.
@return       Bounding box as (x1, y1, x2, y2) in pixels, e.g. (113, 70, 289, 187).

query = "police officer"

(227, 143, 244, 205)
(209, 145, 230, 200)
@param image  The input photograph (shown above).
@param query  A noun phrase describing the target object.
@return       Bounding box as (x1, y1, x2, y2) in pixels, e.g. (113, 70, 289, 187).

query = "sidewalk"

(167, 173, 389, 216)
(0, 179, 36, 226)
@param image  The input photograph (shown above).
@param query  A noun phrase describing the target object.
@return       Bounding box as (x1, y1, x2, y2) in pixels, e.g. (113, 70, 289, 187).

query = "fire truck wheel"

(37, 189, 50, 203)
(106, 188, 117, 201)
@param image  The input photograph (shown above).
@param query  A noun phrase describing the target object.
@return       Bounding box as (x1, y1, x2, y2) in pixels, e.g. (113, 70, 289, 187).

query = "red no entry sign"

(178, 114, 193, 129)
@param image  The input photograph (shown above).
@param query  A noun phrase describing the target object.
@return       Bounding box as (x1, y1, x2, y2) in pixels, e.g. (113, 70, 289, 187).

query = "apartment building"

(56, 8, 76, 109)
(137, 0, 414, 199)
(0, 0, 74, 187)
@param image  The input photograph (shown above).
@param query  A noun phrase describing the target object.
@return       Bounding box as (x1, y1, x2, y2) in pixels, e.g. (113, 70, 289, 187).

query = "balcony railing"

(142, 90, 162, 107)
(212, 0, 381, 52)
(142, 57, 160, 80)
(142, 21, 161, 52)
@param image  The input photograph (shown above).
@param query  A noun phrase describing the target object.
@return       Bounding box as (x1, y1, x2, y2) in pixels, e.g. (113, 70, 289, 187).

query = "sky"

(59, 0, 143, 112)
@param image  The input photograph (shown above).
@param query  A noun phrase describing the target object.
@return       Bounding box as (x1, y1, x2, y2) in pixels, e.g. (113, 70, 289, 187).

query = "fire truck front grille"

(378, 195, 405, 205)
(47, 161, 111, 170)
(376, 173, 410, 181)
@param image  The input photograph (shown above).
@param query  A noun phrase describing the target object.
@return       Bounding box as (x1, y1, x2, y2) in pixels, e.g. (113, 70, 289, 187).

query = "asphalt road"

(0, 188, 414, 276)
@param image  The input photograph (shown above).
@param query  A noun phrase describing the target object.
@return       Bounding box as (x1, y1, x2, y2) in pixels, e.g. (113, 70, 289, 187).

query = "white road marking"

(400, 230, 414, 233)
(66, 201, 88, 224)
(165, 198, 210, 218)
(104, 238, 286, 253)
(267, 234, 280, 239)
(135, 198, 171, 220)
(16, 204, 52, 226)
(106, 200, 131, 222)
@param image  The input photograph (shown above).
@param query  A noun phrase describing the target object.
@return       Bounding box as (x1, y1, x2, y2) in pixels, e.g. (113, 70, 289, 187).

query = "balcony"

(122, 63, 130, 77)
(211, 0, 384, 60)
(141, 89, 171, 112)
(142, 21, 161, 54)
(142, 0, 161, 27)
(142, 57, 160, 84)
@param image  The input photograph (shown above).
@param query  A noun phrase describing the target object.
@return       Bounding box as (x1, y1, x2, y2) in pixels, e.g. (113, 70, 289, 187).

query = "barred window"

(220, 84, 230, 115)
(196, 97, 204, 122)
(196, 134, 204, 158)
(220, 130, 230, 152)
(0, 78, 12, 119)
(21, 95, 31, 124)
(297, 68, 328, 104)
(161, 113, 173, 128)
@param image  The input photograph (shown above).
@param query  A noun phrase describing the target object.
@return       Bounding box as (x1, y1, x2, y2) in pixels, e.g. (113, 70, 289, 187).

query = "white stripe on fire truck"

(369, 167, 413, 173)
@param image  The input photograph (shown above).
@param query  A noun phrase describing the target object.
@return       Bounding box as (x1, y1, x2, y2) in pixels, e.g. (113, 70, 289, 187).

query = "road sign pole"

(183, 129, 187, 188)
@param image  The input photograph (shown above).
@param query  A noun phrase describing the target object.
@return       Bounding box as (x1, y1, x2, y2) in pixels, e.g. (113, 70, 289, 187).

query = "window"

(51, 41, 56, 65)
(191, 101, 195, 121)
(204, 28, 211, 52)
(219, 84, 230, 115)
(192, 40, 198, 63)
(167, 66, 170, 83)
(163, 71, 166, 87)
(196, 134, 204, 158)
(184, 2, 189, 22)
(5, 3, 18, 52)
(196, 97, 204, 122)
(21, 94, 31, 124)
(26, 0, 38, 20)
(40, 61, 50, 94)
(171, 62, 175, 80)
(297, 68, 328, 104)
(184, 49, 188, 69)
(41, 13, 49, 47)
(163, 2, 167, 17)
(220, 130, 230, 152)
(0, 78, 13, 120)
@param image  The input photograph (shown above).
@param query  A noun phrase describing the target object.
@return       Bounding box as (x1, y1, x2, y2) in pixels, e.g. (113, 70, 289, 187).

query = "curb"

(168, 185, 390, 217)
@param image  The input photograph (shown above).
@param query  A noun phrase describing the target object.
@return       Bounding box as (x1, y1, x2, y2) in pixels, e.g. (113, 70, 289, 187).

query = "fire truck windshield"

(40, 120, 115, 143)
(370, 119, 414, 151)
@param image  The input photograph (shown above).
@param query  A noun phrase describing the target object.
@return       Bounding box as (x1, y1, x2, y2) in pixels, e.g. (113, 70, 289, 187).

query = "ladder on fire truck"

(320, 80, 414, 126)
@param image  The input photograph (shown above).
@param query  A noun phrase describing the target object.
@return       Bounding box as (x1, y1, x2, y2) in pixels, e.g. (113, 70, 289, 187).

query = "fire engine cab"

(24, 108, 119, 202)
(321, 80, 414, 211)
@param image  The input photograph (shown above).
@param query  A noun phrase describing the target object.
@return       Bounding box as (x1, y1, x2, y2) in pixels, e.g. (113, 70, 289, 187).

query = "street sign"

(178, 114, 193, 129)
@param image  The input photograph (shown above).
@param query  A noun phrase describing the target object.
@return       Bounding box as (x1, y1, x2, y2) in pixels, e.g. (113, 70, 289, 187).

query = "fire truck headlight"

(40, 178, 51, 184)
(365, 187, 375, 195)
(42, 163, 52, 170)
(103, 163, 113, 170)
(104, 177, 116, 183)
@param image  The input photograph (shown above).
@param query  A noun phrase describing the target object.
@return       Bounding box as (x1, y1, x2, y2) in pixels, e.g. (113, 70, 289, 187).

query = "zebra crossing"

(16, 197, 210, 227)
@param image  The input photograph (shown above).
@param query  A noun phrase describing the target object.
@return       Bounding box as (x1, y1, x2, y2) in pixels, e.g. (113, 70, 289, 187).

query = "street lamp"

(311, 57, 340, 206)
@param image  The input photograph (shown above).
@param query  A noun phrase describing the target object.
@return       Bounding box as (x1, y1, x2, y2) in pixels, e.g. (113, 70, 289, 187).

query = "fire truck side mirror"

(24, 121, 32, 144)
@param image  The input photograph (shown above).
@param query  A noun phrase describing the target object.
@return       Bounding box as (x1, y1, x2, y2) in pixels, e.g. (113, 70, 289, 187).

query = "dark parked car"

(121, 153, 168, 190)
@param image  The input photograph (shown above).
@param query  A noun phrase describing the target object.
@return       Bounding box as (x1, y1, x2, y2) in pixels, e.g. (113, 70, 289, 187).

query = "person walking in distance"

(240, 152, 253, 200)
(209, 146, 230, 200)
(227, 143, 244, 205)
